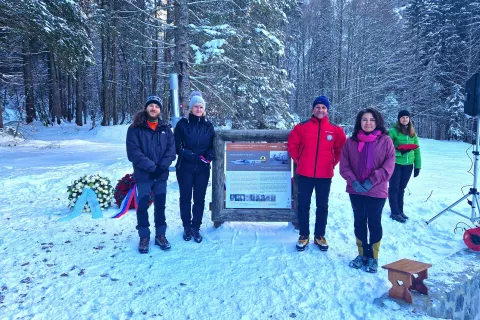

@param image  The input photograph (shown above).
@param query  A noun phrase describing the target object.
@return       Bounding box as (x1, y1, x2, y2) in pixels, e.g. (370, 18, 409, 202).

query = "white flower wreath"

(67, 174, 114, 212)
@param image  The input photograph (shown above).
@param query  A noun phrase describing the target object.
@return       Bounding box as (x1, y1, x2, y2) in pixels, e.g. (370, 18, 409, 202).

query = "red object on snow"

(114, 174, 152, 209)
(397, 144, 419, 151)
(463, 227, 480, 251)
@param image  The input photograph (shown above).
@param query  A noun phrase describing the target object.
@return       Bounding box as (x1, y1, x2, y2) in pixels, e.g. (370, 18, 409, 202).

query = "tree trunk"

(83, 69, 87, 125)
(110, 0, 118, 125)
(111, 25, 118, 124)
(0, 91, 3, 129)
(137, 0, 147, 103)
(67, 74, 72, 122)
(23, 38, 35, 124)
(152, 44, 158, 95)
(101, 0, 110, 126)
(59, 71, 66, 119)
(162, 0, 175, 116)
(174, 0, 190, 112)
(120, 59, 127, 125)
(336, 0, 345, 122)
(48, 52, 61, 124)
(76, 69, 84, 126)
(111, 47, 117, 125)
(151, 0, 159, 95)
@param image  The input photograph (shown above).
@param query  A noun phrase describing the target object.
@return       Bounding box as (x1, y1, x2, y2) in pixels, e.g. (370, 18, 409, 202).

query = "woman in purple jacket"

(340, 108, 395, 273)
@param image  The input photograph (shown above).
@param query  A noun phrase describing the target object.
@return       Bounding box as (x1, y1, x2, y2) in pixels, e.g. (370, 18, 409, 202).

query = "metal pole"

(426, 193, 471, 225)
(170, 73, 181, 128)
(471, 118, 480, 219)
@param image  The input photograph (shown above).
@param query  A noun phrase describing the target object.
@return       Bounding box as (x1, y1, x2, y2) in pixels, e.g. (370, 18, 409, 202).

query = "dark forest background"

(1, 0, 479, 141)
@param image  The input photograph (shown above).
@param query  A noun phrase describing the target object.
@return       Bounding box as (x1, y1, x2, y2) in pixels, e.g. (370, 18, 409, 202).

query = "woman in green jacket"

(388, 110, 421, 223)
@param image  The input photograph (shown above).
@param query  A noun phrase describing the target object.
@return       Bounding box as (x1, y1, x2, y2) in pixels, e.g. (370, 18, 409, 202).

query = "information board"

(225, 142, 291, 209)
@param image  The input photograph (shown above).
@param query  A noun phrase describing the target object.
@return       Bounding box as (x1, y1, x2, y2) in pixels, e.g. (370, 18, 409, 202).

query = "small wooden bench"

(382, 258, 432, 304)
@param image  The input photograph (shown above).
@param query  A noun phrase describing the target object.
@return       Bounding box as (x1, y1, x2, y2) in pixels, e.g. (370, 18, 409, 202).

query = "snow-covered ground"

(0, 121, 477, 319)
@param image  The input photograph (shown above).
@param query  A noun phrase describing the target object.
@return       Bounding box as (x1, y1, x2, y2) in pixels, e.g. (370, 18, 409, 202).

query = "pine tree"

(0, 0, 94, 124)
(186, 0, 299, 129)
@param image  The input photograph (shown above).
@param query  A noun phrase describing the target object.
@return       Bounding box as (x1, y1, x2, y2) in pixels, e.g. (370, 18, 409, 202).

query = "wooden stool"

(382, 258, 432, 304)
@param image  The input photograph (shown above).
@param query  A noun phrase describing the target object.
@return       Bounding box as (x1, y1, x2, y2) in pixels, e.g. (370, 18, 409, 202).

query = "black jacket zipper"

(313, 119, 321, 178)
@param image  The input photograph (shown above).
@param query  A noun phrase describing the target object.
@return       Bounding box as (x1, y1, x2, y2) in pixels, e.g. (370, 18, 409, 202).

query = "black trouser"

(296, 175, 332, 237)
(136, 180, 167, 238)
(388, 164, 413, 216)
(349, 194, 386, 259)
(177, 167, 210, 229)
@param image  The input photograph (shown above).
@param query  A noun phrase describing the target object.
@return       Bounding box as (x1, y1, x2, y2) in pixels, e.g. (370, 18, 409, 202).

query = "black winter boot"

(183, 227, 192, 241)
(349, 255, 368, 269)
(390, 214, 406, 223)
(191, 228, 203, 243)
(400, 212, 409, 220)
(365, 258, 378, 273)
(138, 237, 150, 254)
(155, 234, 171, 250)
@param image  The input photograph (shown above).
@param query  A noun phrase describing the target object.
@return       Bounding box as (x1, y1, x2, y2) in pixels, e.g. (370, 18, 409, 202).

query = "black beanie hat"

(144, 95, 162, 109)
(397, 110, 410, 121)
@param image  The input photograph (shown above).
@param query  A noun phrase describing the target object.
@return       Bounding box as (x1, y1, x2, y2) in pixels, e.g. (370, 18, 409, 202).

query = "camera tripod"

(426, 118, 480, 225)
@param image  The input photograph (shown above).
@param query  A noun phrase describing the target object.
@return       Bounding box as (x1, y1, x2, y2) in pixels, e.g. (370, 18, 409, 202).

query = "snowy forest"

(0, 0, 479, 141)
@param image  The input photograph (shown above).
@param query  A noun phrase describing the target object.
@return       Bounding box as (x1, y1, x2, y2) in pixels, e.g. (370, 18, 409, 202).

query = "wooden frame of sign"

(211, 130, 298, 228)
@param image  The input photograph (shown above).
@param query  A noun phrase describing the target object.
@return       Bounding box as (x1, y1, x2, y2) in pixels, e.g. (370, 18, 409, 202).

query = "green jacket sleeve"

(389, 128, 402, 160)
(413, 135, 421, 169)
(388, 128, 398, 147)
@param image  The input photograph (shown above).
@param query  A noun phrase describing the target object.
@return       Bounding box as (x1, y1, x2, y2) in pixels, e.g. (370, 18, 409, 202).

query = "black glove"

(182, 149, 197, 161)
(399, 150, 408, 155)
(204, 152, 214, 162)
(153, 165, 166, 177)
(414, 168, 420, 178)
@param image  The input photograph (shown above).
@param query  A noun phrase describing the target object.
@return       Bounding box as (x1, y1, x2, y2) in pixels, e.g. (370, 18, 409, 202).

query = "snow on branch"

(255, 24, 284, 55)
(191, 39, 227, 64)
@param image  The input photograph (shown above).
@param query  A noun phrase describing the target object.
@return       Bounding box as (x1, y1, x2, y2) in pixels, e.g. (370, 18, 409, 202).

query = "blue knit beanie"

(189, 91, 206, 109)
(312, 96, 330, 110)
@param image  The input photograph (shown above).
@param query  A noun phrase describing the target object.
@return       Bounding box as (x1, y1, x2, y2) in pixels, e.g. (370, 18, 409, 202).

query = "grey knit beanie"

(189, 91, 206, 109)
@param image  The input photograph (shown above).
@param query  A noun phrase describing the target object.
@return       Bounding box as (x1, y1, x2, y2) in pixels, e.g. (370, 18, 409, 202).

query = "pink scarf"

(357, 130, 381, 182)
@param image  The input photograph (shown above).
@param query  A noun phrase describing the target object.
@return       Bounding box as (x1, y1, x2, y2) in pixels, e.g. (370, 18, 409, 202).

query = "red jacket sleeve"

(333, 126, 347, 167)
(288, 125, 302, 164)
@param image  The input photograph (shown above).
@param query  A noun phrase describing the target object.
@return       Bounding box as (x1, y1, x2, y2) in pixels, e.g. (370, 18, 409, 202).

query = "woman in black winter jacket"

(174, 91, 215, 243)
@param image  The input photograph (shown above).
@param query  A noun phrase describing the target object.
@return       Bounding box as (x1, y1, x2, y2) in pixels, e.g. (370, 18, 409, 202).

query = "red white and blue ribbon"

(111, 185, 138, 219)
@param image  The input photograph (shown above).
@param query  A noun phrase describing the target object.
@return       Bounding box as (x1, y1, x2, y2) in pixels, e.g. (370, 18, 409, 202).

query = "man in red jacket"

(288, 96, 346, 251)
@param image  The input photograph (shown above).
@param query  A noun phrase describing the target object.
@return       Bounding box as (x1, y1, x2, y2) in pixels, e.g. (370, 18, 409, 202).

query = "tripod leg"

(426, 193, 471, 225)
(473, 194, 480, 222)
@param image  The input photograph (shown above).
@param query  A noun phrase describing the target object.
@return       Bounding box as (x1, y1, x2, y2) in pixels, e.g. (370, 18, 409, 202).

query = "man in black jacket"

(126, 96, 176, 253)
